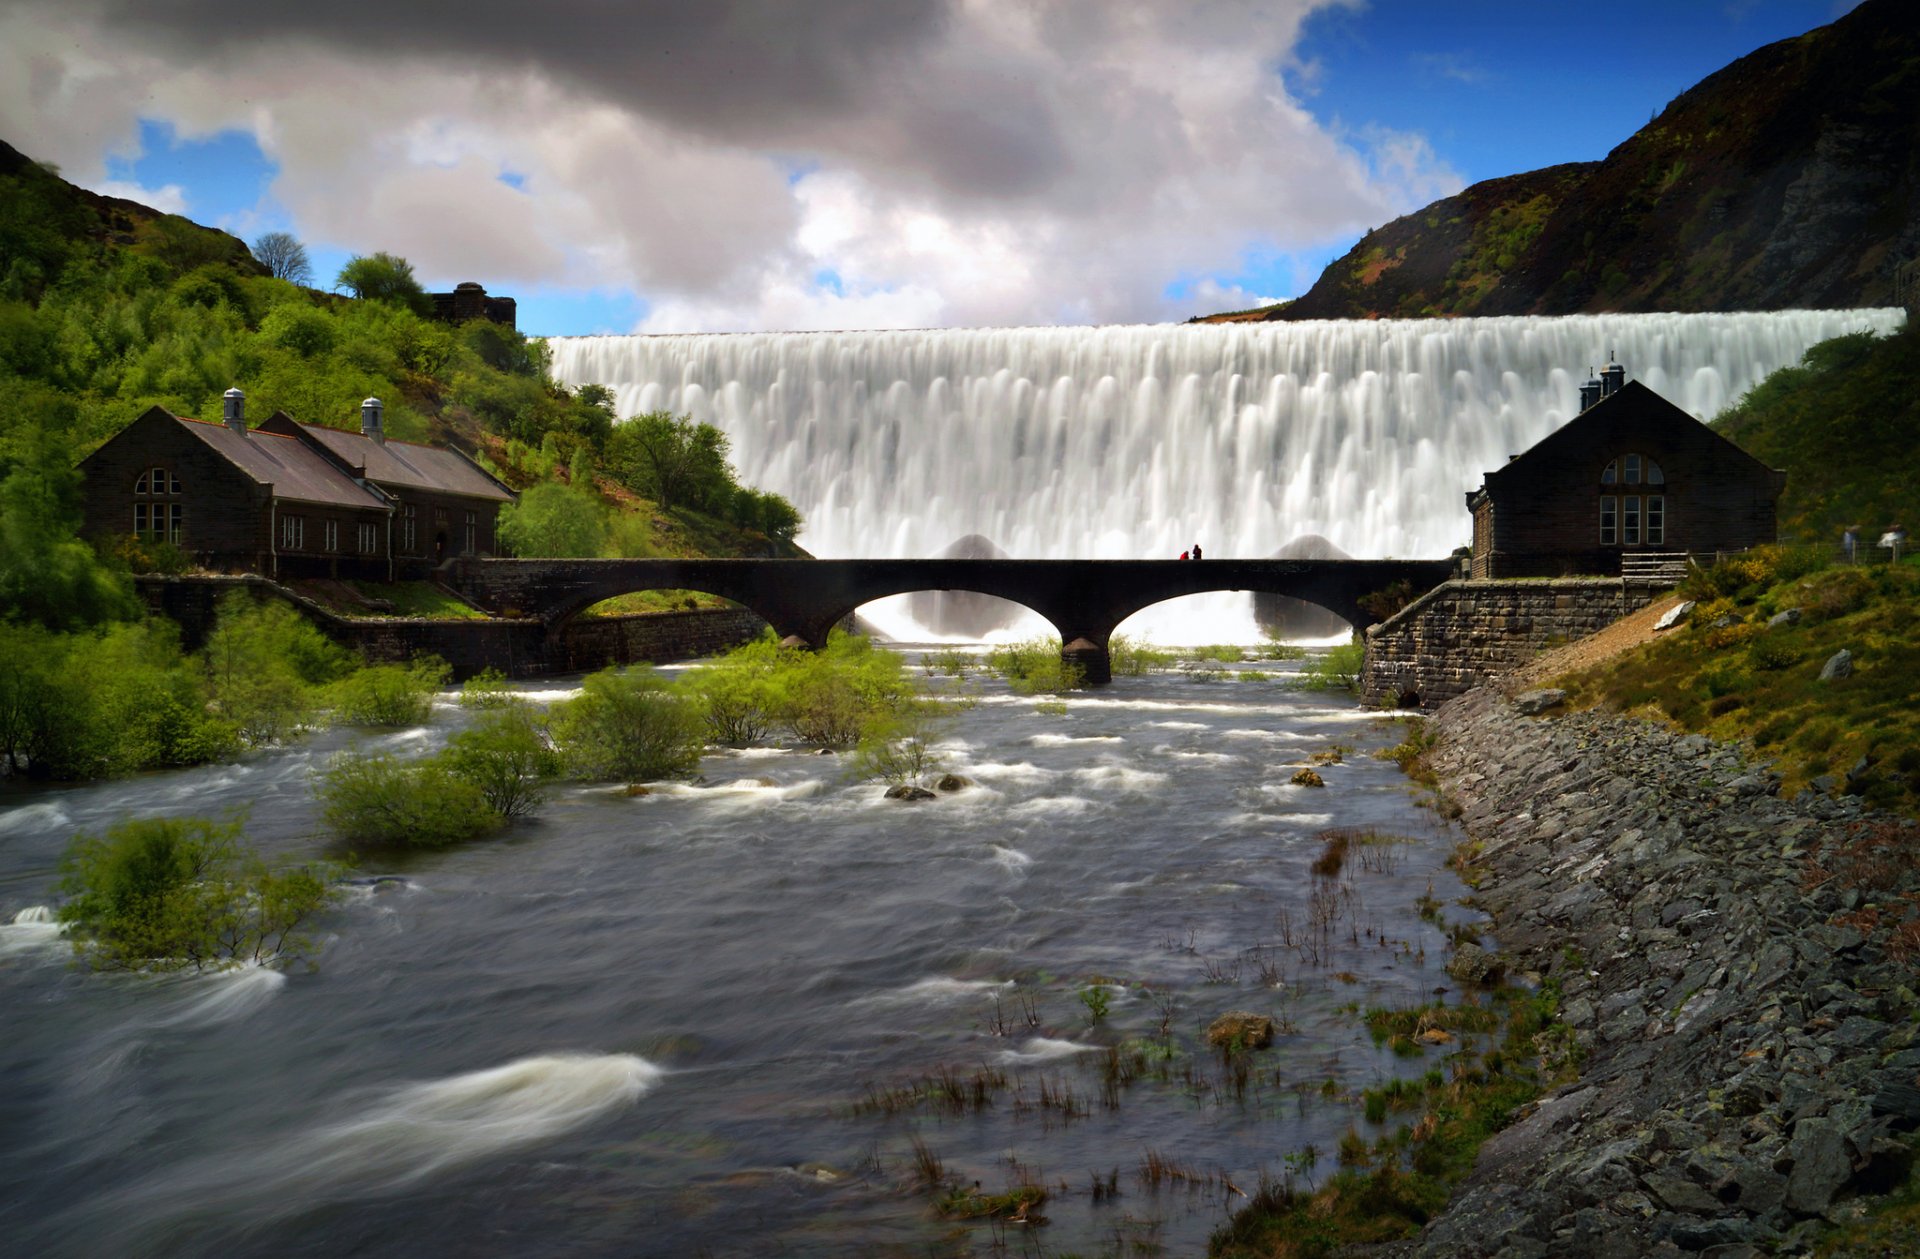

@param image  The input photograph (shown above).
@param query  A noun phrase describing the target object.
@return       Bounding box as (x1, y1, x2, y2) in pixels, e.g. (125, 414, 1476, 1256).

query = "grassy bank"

(1553, 546, 1920, 817)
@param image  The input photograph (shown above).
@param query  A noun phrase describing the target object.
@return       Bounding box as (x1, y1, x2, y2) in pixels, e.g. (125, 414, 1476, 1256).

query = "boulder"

(935, 773, 971, 792)
(1784, 1116, 1852, 1215)
(1205, 1011, 1276, 1050)
(1514, 688, 1568, 716)
(1654, 601, 1695, 631)
(1446, 941, 1506, 986)
(884, 784, 936, 801)
(624, 784, 651, 796)
(1767, 608, 1803, 629)
(1290, 768, 1325, 787)
(1819, 649, 1854, 681)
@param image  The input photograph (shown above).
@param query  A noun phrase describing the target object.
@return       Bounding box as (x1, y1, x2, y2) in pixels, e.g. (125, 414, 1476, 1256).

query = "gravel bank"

(1400, 686, 1917, 1258)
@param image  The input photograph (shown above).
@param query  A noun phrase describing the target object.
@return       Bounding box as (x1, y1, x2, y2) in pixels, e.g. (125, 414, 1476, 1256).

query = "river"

(1, 646, 1474, 1257)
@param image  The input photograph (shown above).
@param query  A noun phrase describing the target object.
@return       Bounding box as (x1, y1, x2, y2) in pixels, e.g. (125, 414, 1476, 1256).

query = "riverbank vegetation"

(56, 814, 341, 972)
(310, 630, 942, 844)
(1554, 545, 1920, 817)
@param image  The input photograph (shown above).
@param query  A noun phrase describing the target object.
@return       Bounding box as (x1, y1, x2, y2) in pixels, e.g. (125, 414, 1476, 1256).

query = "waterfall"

(550, 309, 1903, 640)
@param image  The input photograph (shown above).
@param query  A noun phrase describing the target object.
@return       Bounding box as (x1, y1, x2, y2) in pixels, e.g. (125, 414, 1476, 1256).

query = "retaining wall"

(1362, 579, 1656, 707)
(133, 575, 767, 678)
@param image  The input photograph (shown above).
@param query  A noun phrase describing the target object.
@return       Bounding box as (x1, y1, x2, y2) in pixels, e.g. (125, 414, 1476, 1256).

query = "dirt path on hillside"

(1501, 592, 1687, 693)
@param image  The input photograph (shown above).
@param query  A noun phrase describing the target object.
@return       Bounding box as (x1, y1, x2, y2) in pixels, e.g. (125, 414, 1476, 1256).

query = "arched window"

(1599, 455, 1665, 546)
(133, 465, 183, 544)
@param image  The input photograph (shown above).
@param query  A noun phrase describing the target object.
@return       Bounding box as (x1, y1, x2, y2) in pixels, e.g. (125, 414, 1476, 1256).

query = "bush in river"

(677, 632, 787, 744)
(771, 631, 919, 747)
(57, 815, 340, 971)
(984, 637, 1086, 694)
(550, 666, 705, 781)
(441, 703, 560, 819)
(316, 751, 502, 846)
(329, 657, 451, 726)
(850, 702, 949, 786)
(1302, 639, 1365, 693)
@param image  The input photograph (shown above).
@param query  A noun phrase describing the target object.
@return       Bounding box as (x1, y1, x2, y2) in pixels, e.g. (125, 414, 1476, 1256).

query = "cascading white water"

(550, 310, 1903, 639)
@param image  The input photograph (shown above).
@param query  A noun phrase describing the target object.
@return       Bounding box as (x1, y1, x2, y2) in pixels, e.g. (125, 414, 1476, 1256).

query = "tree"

(251, 232, 313, 285)
(0, 428, 138, 631)
(335, 251, 431, 315)
(606, 412, 734, 514)
(497, 480, 607, 557)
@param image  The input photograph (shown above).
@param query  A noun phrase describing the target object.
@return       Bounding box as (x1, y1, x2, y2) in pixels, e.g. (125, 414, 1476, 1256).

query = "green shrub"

(329, 657, 450, 726)
(201, 594, 351, 744)
(1745, 635, 1799, 672)
(549, 667, 705, 781)
(850, 703, 949, 786)
(457, 667, 518, 709)
(316, 751, 501, 847)
(1303, 640, 1366, 692)
(678, 633, 787, 744)
(441, 704, 559, 819)
(57, 815, 339, 971)
(985, 637, 1087, 694)
(1110, 635, 1177, 676)
(772, 631, 918, 746)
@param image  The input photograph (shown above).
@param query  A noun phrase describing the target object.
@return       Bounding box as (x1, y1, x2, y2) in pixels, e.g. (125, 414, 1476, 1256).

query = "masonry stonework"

(134, 575, 767, 678)
(1362, 579, 1656, 708)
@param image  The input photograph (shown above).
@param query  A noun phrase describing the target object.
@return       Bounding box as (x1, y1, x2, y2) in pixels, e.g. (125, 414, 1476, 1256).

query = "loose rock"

(1819, 649, 1853, 681)
(1205, 1012, 1276, 1050)
(1513, 688, 1567, 715)
(1291, 768, 1325, 787)
(883, 784, 936, 801)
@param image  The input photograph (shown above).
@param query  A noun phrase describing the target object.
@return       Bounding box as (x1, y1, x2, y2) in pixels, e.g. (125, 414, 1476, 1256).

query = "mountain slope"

(1215, 0, 1919, 322)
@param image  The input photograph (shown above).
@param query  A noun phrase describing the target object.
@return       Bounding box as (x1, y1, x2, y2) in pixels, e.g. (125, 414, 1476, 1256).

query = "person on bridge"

(1192, 543, 1203, 560)
(1179, 550, 1189, 560)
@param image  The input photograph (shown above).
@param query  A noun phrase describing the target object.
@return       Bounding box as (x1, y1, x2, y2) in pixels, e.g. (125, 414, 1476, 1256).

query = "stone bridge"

(452, 557, 1453, 683)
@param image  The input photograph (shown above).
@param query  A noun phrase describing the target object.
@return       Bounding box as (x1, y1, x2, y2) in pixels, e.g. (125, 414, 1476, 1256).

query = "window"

(464, 510, 477, 555)
(1601, 455, 1667, 545)
(133, 467, 183, 542)
(281, 514, 305, 550)
(402, 504, 417, 552)
(358, 522, 378, 554)
(323, 520, 339, 552)
(134, 466, 180, 496)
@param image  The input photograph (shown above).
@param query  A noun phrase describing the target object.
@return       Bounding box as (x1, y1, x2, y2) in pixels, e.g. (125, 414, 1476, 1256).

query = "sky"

(0, 0, 1866, 337)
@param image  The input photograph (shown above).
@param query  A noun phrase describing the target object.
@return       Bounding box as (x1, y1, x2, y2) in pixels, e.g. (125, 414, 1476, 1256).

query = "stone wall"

(1363, 578, 1655, 707)
(133, 575, 767, 678)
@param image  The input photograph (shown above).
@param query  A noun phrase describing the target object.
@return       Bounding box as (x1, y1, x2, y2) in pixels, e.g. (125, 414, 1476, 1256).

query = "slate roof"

(294, 424, 515, 503)
(176, 417, 389, 510)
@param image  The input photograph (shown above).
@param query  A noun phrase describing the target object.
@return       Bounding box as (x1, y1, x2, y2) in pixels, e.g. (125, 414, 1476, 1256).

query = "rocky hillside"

(1206, 0, 1918, 321)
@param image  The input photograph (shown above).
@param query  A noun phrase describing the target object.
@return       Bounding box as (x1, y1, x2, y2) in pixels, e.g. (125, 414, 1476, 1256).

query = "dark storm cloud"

(49, 0, 1067, 198)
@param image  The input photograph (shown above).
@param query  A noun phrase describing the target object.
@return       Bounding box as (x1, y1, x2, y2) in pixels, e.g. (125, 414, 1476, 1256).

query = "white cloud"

(0, 1, 1462, 331)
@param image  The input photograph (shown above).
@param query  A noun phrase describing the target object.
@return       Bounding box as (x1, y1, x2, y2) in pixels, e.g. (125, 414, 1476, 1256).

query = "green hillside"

(0, 134, 800, 622)
(1712, 323, 1920, 546)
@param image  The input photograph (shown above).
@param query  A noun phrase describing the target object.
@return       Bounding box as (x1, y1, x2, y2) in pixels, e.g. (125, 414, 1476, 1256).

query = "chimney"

(223, 387, 247, 433)
(1602, 357, 1626, 398)
(361, 396, 385, 444)
(1579, 369, 1603, 412)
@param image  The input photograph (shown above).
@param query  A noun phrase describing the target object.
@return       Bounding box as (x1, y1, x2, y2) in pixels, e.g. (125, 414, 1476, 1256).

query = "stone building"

(78, 389, 515, 581)
(429, 281, 516, 329)
(1465, 366, 1786, 578)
